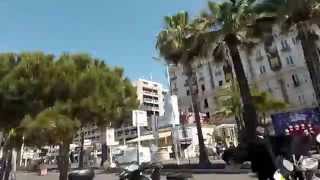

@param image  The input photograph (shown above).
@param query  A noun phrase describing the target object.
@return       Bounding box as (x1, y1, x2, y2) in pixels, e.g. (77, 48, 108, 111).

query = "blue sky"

(0, 0, 209, 86)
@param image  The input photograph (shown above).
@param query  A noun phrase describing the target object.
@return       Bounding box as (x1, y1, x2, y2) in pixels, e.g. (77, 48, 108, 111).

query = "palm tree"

(156, 11, 211, 166)
(196, 0, 262, 140)
(215, 80, 287, 137)
(255, 0, 320, 105)
(215, 81, 244, 132)
(253, 91, 287, 127)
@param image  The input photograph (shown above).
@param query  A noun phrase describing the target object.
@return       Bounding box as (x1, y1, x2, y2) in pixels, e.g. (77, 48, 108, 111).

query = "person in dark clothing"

(216, 142, 223, 159)
(222, 146, 236, 165)
(248, 138, 276, 180)
(225, 129, 294, 180)
(69, 152, 75, 163)
(291, 134, 312, 159)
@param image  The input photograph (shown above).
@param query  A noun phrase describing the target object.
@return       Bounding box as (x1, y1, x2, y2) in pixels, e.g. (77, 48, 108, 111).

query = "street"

(17, 172, 256, 180)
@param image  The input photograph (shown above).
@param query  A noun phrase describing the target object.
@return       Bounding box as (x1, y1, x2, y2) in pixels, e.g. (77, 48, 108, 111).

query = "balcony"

(172, 87, 178, 92)
(256, 54, 264, 61)
(143, 91, 158, 96)
(268, 56, 282, 71)
(170, 76, 177, 81)
(141, 105, 159, 111)
(281, 45, 291, 52)
(143, 98, 158, 103)
(198, 77, 205, 82)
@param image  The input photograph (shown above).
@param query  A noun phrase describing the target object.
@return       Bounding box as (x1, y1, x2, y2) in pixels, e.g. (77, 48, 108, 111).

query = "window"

(292, 37, 297, 45)
(281, 40, 290, 49)
(143, 81, 148, 85)
(201, 84, 205, 92)
(215, 71, 222, 76)
(186, 90, 190, 96)
(298, 95, 305, 105)
(268, 57, 282, 71)
(259, 65, 266, 74)
(286, 56, 294, 65)
(184, 80, 188, 87)
(292, 74, 300, 87)
(204, 99, 209, 108)
(171, 71, 176, 77)
(218, 80, 223, 86)
(257, 49, 262, 57)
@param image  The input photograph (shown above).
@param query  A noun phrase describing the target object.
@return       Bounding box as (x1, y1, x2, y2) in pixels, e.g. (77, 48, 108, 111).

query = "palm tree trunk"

(100, 127, 107, 167)
(207, 61, 215, 88)
(78, 128, 85, 169)
(225, 33, 258, 141)
(184, 63, 210, 166)
(297, 22, 320, 106)
(58, 143, 70, 180)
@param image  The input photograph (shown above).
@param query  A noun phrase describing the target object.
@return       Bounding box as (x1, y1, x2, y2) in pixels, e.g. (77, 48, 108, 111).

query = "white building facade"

(133, 79, 167, 127)
(168, 25, 320, 125)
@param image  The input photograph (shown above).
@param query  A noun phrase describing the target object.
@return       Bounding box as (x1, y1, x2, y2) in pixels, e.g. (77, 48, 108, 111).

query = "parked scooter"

(118, 162, 162, 180)
(273, 156, 294, 180)
(274, 133, 320, 180)
(294, 155, 320, 180)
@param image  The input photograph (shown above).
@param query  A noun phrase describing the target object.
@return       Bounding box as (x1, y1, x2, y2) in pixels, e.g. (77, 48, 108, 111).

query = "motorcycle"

(118, 162, 162, 180)
(295, 155, 320, 180)
(274, 156, 295, 180)
(274, 133, 320, 180)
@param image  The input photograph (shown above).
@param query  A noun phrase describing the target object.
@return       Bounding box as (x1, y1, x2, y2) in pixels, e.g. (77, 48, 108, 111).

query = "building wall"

(133, 79, 166, 119)
(73, 125, 101, 145)
(239, 25, 318, 111)
(168, 25, 320, 124)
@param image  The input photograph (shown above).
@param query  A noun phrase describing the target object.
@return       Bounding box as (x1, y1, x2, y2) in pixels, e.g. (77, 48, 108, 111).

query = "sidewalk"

(162, 168, 251, 175)
(161, 159, 251, 174)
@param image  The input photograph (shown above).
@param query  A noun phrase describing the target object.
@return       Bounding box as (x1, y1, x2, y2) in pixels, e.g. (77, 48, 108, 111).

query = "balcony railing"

(198, 77, 205, 81)
(256, 54, 264, 61)
(141, 105, 159, 111)
(170, 76, 177, 81)
(281, 45, 291, 52)
(172, 88, 178, 92)
(143, 91, 158, 96)
(143, 98, 158, 103)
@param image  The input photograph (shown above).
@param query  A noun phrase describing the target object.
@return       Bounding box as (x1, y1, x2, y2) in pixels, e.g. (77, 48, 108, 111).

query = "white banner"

(106, 128, 118, 146)
(132, 110, 148, 127)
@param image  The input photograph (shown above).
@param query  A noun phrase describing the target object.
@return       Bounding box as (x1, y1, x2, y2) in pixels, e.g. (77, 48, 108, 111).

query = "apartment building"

(73, 125, 101, 145)
(240, 25, 320, 110)
(133, 79, 167, 126)
(169, 25, 320, 125)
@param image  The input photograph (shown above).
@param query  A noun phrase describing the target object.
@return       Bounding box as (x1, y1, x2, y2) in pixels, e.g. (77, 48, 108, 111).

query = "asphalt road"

(17, 172, 256, 180)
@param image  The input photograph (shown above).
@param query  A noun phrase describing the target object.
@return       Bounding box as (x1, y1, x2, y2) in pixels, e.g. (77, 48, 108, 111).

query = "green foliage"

(0, 52, 138, 147)
(21, 106, 80, 146)
(215, 81, 287, 121)
(156, 11, 192, 63)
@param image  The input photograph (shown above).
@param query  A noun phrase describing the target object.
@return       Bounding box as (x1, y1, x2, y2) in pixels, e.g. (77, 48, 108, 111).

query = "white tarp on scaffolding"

(158, 95, 180, 128)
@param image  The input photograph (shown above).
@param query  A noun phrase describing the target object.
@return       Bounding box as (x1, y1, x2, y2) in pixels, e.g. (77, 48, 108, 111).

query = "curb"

(162, 169, 251, 175)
